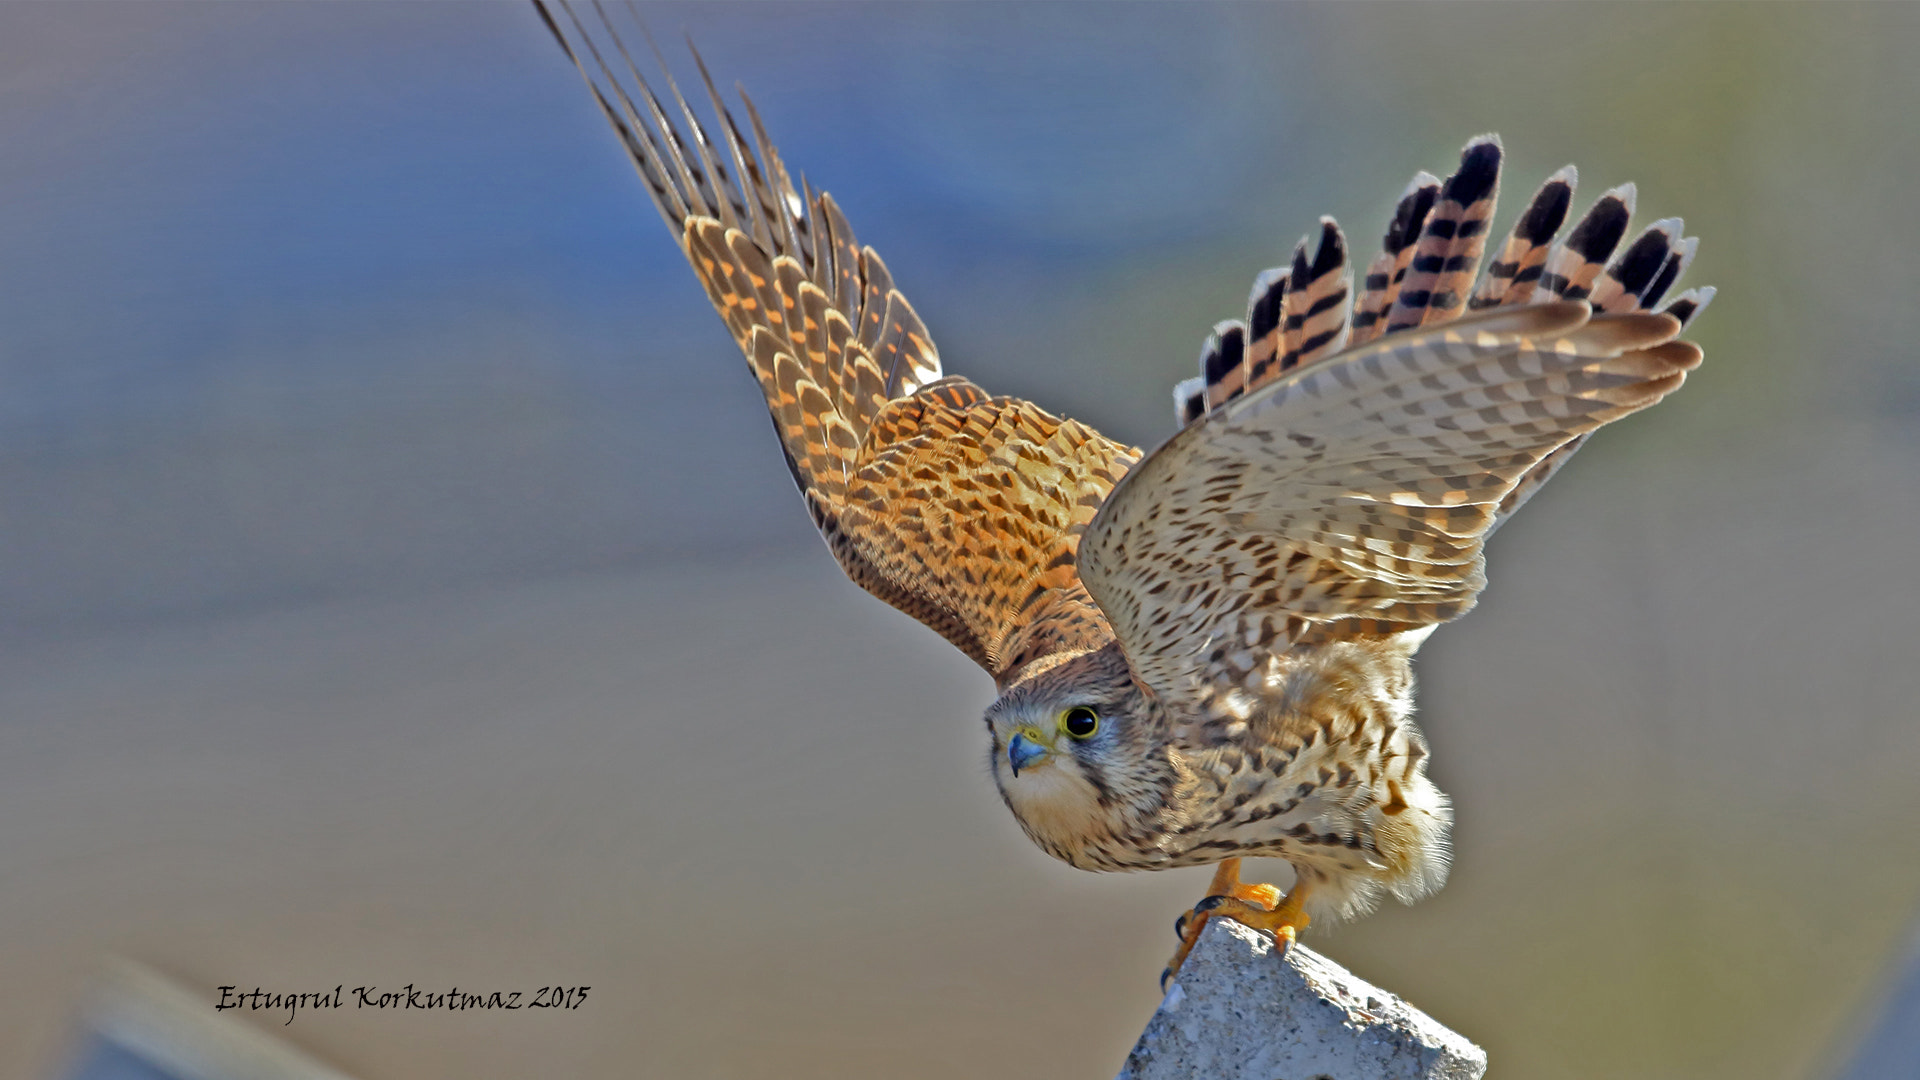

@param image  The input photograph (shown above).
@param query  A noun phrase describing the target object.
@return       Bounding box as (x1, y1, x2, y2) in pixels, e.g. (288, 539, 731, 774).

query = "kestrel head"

(983, 643, 1171, 869)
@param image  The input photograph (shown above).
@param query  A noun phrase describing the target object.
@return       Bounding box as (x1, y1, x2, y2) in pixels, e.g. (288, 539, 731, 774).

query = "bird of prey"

(537, 4, 1713, 986)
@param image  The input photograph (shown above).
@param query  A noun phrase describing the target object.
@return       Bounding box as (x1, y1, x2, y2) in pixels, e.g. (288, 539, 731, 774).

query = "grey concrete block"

(1117, 920, 1486, 1080)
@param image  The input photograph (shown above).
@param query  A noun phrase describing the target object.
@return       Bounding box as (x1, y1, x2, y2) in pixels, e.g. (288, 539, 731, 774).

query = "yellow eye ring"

(1059, 706, 1100, 740)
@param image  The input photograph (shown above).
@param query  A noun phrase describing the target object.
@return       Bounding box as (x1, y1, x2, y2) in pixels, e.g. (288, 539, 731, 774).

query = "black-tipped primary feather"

(1241, 266, 1289, 388)
(1173, 375, 1207, 427)
(595, 6, 728, 226)
(631, 21, 747, 237)
(1277, 217, 1352, 371)
(1350, 172, 1440, 346)
(1200, 320, 1249, 413)
(1590, 218, 1681, 313)
(1539, 184, 1635, 300)
(1662, 285, 1715, 328)
(1470, 165, 1575, 310)
(1638, 235, 1697, 310)
(1385, 136, 1502, 333)
(1176, 136, 1713, 556)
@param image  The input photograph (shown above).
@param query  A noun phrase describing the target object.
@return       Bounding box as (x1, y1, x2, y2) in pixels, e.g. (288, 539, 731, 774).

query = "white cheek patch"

(1007, 757, 1106, 841)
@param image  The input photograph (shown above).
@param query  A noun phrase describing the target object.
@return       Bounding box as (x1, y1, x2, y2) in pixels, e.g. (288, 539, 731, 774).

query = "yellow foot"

(1171, 882, 1281, 941)
(1192, 892, 1310, 945)
(1160, 860, 1312, 989)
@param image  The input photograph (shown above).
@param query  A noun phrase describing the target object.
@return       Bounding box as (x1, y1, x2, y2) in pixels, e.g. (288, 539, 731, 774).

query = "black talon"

(1174, 911, 1192, 940)
(1194, 894, 1230, 914)
(1159, 966, 1174, 991)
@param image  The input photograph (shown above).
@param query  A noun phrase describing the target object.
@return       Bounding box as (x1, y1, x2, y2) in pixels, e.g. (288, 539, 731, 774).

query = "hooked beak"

(1007, 731, 1050, 777)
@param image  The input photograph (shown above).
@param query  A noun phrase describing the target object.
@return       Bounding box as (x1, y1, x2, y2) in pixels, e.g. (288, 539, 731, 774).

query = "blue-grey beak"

(1007, 731, 1048, 776)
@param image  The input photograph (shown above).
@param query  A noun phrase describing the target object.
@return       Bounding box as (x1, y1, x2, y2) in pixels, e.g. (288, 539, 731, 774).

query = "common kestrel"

(538, 4, 1713, 986)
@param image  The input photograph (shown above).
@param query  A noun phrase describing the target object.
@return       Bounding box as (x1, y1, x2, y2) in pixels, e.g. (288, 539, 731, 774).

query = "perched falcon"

(538, 4, 1713, 986)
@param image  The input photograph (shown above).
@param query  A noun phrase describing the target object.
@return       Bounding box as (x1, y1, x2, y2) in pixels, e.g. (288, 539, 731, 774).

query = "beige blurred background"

(3, 3, 1917, 1078)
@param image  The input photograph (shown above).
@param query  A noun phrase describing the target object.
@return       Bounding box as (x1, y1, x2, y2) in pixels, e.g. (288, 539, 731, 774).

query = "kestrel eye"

(1060, 706, 1100, 739)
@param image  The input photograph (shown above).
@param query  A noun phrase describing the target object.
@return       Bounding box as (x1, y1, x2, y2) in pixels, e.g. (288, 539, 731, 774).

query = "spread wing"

(539, 4, 1139, 680)
(1086, 302, 1700, 698)
(1099, 137, 1710, 702)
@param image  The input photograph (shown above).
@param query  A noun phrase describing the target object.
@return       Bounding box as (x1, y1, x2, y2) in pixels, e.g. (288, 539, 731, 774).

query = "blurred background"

(2, 3, 1917, 1078)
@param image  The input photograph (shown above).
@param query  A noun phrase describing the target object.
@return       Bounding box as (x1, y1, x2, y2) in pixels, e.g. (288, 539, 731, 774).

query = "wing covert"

(836, 392, 1139, 679)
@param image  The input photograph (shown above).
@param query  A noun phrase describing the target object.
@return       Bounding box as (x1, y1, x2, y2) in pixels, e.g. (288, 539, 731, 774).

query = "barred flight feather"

(1538, 183, 1636, 301)
(1470, 165, 1575, 310)
(1201, 320, 1251, 413)
(1590, 218, 1683, 313)
(1172, 136, 1711, 565)
(1182, 138, 1706, 434)
(538, 1, 948, 488)
(1173, 375, 1208, 426)
(1183, 217, 1350, 427)
(1243, 267, 1289, 385)
(1662, 285, 1716, 328)
(1278, 218, 1352, 372)
(1384, 136, 1502, 333)
(1349, 172, 1441, 348)
(1099, 301, 1705, 691)
(1640, 235, 1698, 311)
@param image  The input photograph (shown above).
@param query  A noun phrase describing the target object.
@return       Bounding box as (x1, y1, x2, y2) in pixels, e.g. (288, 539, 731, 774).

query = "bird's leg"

(1162, 858, 1297, 987)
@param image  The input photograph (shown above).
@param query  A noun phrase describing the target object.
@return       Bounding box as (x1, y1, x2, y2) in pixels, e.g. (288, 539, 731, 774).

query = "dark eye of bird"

(1062, 707, 1099, 739)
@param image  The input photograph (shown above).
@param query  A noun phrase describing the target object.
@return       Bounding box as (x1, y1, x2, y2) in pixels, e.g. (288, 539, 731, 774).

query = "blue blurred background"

(3, 3, 1918, 1078)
